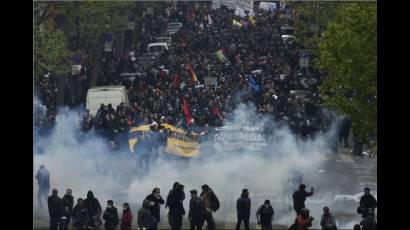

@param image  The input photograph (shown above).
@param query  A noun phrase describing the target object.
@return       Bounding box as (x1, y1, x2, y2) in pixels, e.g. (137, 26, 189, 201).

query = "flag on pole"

(186, 63, 198, 82)
(248, 16, 256, 26)
(182, 97, 193, 126)
(233, 19, 242, 27)
(216, 49, 227, 62)
(171, 73, 181, 88)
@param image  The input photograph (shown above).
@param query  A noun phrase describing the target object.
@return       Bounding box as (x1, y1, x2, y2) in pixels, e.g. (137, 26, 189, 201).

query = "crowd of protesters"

(37, 164, 377, 230)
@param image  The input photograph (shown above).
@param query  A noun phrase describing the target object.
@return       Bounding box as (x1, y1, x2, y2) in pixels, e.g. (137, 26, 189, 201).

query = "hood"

(87, 190, 94, 199)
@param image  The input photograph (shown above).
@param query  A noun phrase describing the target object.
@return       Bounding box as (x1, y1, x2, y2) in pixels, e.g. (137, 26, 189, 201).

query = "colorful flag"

(216, 49, 227, 62)
(182, 97, 192, 126)
(171, 73, 181, 88)
(248, 16, 256, 26)
(233, 19, 242, 27)
(186, 63, 198, 82)
(247, 74, 260, 92)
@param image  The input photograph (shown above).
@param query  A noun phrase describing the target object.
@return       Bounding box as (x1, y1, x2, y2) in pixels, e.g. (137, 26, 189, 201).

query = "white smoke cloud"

(34, 102, 373, 228)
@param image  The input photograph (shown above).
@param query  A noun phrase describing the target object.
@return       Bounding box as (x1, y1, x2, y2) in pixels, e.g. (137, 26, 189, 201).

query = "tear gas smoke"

(34, 101, 375, 228)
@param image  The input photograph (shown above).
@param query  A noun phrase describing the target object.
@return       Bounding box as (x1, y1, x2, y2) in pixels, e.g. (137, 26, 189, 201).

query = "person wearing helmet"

(296, 208, 313, 230)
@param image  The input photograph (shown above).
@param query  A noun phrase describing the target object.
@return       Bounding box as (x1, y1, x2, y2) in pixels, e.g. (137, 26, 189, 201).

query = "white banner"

(213, 0, 255, 16)
(214, 125, 268, 151)
(205, 77, 218, 86)
(71, 65, 81, 75)
(104, 41, 113, 52)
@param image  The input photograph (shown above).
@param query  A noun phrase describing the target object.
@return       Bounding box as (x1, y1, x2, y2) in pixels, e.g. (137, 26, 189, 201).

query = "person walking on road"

(36, 165, 50, 208)
(236, 189, 251, 230)
(256, 200, 274, 230)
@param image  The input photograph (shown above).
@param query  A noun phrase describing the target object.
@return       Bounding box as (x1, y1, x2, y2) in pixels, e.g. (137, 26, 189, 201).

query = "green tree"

(318, 2, 377, 144)
(33, 27, 71, 78)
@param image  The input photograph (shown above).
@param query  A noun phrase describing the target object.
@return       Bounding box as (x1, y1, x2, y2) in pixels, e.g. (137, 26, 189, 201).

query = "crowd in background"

(34, 2, 350, 150)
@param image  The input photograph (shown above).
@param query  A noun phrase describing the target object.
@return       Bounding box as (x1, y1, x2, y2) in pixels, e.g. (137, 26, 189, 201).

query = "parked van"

(147, 42, 169, 55)
(86, 86, 129, 116)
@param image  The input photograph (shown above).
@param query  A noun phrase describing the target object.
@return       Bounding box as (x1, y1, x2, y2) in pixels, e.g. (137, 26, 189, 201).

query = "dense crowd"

(36, 165, 377, 230)
(75, 2, 343, 149)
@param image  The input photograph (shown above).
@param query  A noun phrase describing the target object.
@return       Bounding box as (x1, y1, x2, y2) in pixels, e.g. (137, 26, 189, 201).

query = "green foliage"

(34, 27, 71, 77)
(318, 3, 377, 143)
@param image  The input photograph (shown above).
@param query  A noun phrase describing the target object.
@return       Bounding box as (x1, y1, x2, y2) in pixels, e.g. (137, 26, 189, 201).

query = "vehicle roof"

(148, 42, 168, 46)
(88, 86, 125, 92)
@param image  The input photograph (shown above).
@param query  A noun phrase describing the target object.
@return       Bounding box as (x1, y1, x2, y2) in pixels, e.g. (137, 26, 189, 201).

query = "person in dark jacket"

(236, 188, 251, 230)
(120, 202, 132, 230)
(353, 224, 361, 230)
(189, 189, 205, 230)
(103, 200, 119, 230)
(62, 189, 74, 227)
(166, 182, 186, 230)
(358, 188, 377, 218)
(360, 215, 376, 230)
(84, 190, 102, 229)
(72, 198, 89, 230)
(256, 200, 274, 230)
(339, 116, 352, 148)
(48, 188, 64, 230)
(292, 184, 314, 216)
(145, 187, 165, 230)
(36, 165, 50, 208)
(138, 199, 157, 230)
(200, 184, 219, 230)
(320, 207, 337, 230)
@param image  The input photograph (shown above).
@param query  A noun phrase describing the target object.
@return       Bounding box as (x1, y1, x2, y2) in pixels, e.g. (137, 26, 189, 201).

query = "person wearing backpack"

(256, 200, 274, 230)
(138, 199, 157, 230)
(200, 184, 219, 230)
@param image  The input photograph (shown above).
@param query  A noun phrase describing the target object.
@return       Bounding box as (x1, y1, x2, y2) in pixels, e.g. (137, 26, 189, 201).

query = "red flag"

(212, 106, 223, 120)
(182, 97, 192, 126)
(171, 73, 181, 88)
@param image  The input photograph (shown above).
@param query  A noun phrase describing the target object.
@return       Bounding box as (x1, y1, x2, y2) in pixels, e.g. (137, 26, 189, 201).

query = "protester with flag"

(182, 97, 193, 126)
(186, 63, 198, 83)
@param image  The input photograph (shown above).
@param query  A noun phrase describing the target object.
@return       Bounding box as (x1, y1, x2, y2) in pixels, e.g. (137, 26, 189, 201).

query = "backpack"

(210, 192, 220, 212)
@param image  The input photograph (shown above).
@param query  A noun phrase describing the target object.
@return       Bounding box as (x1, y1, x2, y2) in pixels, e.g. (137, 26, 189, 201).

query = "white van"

(147, 42, 169, 54)
(86, 86, 129, 116)
(259, 2, 277, 12)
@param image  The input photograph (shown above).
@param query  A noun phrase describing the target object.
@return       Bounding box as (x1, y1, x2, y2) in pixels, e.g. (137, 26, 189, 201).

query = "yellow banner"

(166, 137, 200, 158)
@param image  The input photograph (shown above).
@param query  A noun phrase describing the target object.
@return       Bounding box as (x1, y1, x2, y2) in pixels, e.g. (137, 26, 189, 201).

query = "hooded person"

(145, 187, 165, 230)
(84, 190, 102, 229)
(256, 200, 274, 230)
(236, 188, 251, 230)
(138, 199, 157, 230)
(62, 189, 74, 227)
(166, 182, 186, 230)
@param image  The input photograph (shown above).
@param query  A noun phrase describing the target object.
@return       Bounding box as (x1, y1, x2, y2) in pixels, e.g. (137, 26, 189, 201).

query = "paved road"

(34, 148, 376, 229)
